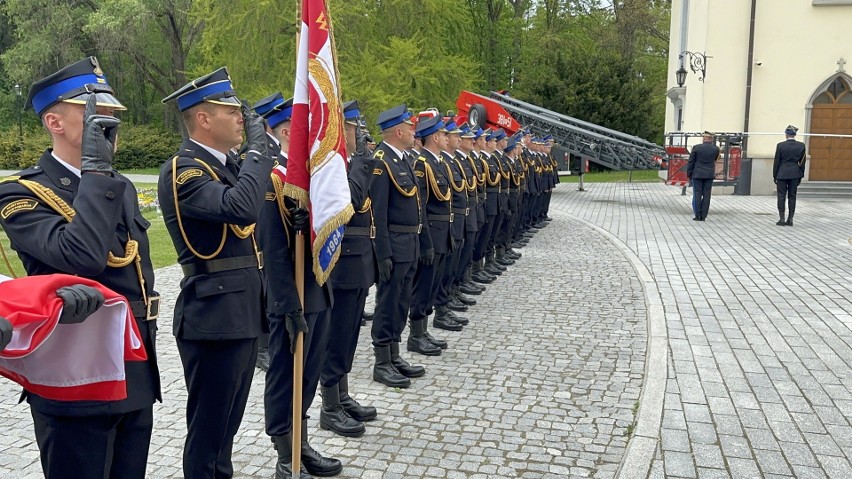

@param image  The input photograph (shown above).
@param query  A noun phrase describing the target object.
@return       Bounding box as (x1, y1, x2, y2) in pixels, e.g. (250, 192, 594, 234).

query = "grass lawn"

(1, 183, 177, 277)
(123, 168, 161, 176)
(558, 169, 662, 183)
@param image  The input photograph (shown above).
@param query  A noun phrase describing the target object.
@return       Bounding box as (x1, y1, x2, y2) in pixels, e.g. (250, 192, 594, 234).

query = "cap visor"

(206, 96, 242, 107)
(63, 92, 126, 111)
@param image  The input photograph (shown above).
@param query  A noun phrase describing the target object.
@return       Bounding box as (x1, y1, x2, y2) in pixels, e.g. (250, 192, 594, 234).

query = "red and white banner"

(285, 0, 354, 285)
(0, 274, 147, 401)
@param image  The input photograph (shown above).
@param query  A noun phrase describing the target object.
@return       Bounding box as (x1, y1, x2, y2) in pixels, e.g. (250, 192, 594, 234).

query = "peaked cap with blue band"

(343, 100, 362, 126)
(503, 136, 518, 152)
(27, 56, 126, 116)
(441, 118, 462, 134)
(377, 104, 413, 130)
(473, 127, 485, 140)
(459, 122, 476, 139)
(785, 125, 799, 136)
(492, 129, 507, 142)
(253, 92, 293, 129)
(162, 67, 241, 112)
(415, 115, 444, 139)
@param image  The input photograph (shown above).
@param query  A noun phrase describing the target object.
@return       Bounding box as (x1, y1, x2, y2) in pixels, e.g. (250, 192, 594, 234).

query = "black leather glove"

(56, 285, 105, 324)
(289, 206, 310, 233)
(420, 248, 435, 266)
(284, 309, 309, 354)
(80, 95, 120, 174)
(0, 316, 11, 351)
(242, 102, 269, 157)
(377, 258, 393, 283)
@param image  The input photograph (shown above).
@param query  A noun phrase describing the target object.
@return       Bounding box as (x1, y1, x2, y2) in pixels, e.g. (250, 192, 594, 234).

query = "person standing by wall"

(686, 132, 720, 221)
(773, 125, 806, 226)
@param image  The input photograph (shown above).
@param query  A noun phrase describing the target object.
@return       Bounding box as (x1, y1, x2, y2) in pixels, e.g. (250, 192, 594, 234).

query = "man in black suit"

(160, 68, 273, 479)
(773, 125, 806, 226)
(0, 57, 161, 479)
(687, 131, 720, 221)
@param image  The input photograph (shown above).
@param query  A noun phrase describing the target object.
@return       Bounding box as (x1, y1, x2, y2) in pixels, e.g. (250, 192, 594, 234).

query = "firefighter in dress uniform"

(0, 57, 161, 479)
(159, 68, 272, 479)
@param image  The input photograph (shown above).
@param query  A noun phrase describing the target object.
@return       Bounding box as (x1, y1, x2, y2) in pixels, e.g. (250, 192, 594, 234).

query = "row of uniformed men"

(0, 57, 556, 479)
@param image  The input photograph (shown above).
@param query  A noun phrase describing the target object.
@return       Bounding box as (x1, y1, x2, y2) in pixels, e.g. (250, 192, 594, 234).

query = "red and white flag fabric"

(284, 0, 353, 285)
(0, 274, 147, 401)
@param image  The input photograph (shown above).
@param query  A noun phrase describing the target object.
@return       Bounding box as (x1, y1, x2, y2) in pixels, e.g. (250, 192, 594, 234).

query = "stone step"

(798, 181, 852, 198)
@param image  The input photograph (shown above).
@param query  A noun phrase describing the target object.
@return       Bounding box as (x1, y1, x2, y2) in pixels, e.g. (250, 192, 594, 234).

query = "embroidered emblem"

(1, 199, 38, 219)
(372, 168, 383, 176)
(415, 171, 425, 178)
(265, 192, 276, 201)
(60, 177, 72, 186)
(176, 168, 205, 185)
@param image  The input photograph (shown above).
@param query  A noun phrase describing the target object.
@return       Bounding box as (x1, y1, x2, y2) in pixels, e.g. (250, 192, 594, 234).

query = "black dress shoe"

(447, 298, 468, 312)
(776, 219, 786, 226)
(423, 330, 448, 349)
(693, 217, 701, 221)
(445, 311, 469, 326)
(433, 314, 463, 331)
(459, 283, 482, 295)
(455, 291, 476, 306)
(472, 271, 495, 284)
(407, 334, 442, 356)
(786, 219, 793, 226)
(320, 385, 365, 438)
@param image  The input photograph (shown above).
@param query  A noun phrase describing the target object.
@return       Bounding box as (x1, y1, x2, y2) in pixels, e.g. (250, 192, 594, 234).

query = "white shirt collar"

(385, 143, 404, 160)
(190, 138, 227, 166)
(51, 152, 81, 178)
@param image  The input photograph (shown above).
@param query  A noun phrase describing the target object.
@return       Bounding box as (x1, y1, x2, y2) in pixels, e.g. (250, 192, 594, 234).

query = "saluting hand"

(242, 102, 268, 157)
(80, 95, 120, 174)
(284, 309, 309, 354)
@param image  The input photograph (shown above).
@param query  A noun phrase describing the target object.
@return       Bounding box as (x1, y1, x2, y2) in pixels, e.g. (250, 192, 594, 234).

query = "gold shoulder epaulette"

(417, 156, 427, 162)
(0, 176, 20, 184)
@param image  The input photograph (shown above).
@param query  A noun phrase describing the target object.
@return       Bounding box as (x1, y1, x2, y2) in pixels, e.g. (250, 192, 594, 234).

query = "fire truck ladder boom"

(488, 91, 665, 171)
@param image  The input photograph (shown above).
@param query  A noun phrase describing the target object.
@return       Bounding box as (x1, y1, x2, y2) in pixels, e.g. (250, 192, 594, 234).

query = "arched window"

(817, 77, 851, 104)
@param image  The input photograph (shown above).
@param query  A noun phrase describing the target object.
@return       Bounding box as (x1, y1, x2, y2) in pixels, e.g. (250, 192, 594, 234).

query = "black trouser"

(692, 178, 713, 219)
(177, 337, 257, 479)
(265, 309, 331, 435)
(473, 215, 496, 261)
(522, 193, 533, 228)
(32, 406, 153, 479)
(372, 260, 417, 345)
(411, 252, 447, 317)
(543, 189, 553, 216)
(777, 178, 800, 218)
(321, 287, 368, 387)
(488, 212, 505, 253)
(455, 230, 476, 283)
(437, 243, 461, 304)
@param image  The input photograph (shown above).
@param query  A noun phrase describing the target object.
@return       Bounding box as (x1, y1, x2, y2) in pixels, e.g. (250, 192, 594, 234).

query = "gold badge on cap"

(91, 57, 103, 76)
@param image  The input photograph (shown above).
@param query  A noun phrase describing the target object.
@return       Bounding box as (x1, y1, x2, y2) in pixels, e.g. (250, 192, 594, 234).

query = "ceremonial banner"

(285, 0, 353, 285)
(0, 274, 146, 401)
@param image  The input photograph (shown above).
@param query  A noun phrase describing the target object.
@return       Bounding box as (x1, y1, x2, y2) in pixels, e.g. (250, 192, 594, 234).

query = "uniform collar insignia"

(60, 177, 72, 186)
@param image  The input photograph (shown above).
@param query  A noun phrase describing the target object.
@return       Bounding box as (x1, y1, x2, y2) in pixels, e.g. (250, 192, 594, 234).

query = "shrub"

(0, 124, 182, 171)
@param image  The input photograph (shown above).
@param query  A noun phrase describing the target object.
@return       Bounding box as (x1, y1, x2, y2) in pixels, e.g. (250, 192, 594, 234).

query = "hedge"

(0, 124, 182, 171)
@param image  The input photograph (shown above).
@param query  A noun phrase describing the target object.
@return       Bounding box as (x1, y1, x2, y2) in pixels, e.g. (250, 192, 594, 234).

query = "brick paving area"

(0, 184, 647, 478)
(551, 183, 852, 479)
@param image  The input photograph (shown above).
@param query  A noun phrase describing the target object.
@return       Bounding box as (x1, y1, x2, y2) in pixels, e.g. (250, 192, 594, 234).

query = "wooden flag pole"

(291, 227, 306, 479)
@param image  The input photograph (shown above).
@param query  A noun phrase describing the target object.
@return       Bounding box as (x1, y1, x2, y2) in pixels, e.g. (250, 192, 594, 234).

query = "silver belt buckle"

(417, 224, 423, 234)
(370, 225, 376, 239)
(465, 208, 470, 215)
(449, 213, 455, 223)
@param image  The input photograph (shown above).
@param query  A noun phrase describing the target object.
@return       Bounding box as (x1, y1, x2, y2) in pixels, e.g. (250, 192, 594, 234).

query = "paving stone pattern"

(550, 183, 852, 479)
(0, 185, 646, 478)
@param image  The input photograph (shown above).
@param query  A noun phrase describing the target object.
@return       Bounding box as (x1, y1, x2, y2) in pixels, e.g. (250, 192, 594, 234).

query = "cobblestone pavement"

(550, 183, 852, 479)
(0, 184, 647, 478)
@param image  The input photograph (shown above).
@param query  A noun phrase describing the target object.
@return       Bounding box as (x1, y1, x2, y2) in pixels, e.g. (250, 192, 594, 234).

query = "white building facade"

(665, 0, 852, 194)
